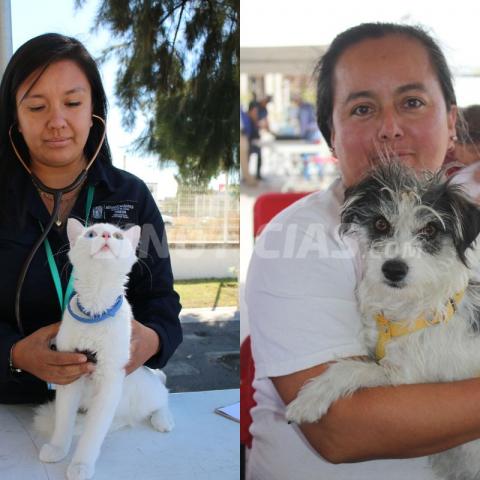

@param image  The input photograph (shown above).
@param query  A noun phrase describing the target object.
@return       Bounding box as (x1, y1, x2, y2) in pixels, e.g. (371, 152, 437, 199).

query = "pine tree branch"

(166, 0, 186, 82)
(76, 0, 239, 182)
(158, 0, 189, 29)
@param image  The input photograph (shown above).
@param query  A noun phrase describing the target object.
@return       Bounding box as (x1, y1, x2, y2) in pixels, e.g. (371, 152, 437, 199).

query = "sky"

(10, 0, 179, 197)
(241, 0, 480, 72)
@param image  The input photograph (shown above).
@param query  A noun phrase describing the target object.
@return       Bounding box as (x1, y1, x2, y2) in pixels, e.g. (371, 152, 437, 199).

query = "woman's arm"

(273, 362, 480, 463)
(0, 322, 23, 383)
(12, 323, 94, 385)
(126, 182, 182, 370)
(124, 319, 161, 374)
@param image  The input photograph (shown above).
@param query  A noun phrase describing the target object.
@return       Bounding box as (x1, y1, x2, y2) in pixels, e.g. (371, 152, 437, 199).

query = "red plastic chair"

(241, 191, 310, 452)
(240, 336, 256, 449)
(253, 191, 310, 237)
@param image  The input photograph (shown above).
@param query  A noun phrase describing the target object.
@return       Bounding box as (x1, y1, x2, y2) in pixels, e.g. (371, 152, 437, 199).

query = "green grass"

(174, 277, 238, 309)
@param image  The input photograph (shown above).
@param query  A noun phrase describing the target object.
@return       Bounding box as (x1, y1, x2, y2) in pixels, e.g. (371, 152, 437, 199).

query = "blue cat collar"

(67, 293, 123, 324)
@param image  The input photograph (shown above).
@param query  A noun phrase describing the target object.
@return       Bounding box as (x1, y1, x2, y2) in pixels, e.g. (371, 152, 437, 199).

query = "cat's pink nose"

(102, 232, 111, 239)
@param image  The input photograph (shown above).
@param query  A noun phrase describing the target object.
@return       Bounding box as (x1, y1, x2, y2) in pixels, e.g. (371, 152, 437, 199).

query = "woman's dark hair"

(316, 23, 457, 147)
(0, 33, 112, 220)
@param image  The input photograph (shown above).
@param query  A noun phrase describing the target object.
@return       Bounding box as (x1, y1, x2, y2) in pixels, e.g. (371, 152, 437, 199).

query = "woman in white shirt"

(245, 22, 474, 480)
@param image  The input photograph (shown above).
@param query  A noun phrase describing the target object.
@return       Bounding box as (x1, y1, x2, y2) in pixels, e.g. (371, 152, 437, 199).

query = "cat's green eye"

(113, 232, 123, 240)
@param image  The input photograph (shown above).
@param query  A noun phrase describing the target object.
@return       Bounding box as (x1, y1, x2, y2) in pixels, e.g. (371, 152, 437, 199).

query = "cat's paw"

(67, 462, 95, 480)
(151, 407, 174, 432)
(39, 442, 69, 463)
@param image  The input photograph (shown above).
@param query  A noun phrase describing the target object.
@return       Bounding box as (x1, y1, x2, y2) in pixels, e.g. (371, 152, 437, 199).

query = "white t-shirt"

(245, 178, 438, 480)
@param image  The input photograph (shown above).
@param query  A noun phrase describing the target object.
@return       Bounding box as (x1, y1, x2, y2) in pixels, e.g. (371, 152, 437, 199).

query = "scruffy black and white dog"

(286, 162, 480, 480)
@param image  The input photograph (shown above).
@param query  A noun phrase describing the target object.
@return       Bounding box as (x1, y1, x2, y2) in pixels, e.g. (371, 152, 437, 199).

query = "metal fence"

(156, 185, 240, 244)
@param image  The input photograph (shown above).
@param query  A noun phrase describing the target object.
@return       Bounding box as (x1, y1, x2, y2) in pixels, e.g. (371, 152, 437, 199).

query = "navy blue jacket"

(0, 160, 182, 403)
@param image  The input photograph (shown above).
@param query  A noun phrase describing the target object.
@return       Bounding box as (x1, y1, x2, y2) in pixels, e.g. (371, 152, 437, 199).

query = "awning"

(240, 45, 327, 76)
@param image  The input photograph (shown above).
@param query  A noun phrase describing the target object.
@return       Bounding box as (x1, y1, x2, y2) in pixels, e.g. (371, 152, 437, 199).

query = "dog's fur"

(286, 162, 480, 479)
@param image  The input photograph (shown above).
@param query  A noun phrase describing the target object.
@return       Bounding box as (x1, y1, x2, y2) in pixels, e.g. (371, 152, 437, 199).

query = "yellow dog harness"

(375, 290, 465, 361)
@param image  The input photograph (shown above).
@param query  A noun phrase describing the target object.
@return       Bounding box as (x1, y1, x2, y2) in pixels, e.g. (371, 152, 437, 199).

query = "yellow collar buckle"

(374, 290, 465, 361)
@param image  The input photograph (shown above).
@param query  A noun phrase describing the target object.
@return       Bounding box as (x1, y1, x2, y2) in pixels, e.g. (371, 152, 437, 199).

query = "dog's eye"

(374, 217, 390, 233)
(420, 223, 438, 239)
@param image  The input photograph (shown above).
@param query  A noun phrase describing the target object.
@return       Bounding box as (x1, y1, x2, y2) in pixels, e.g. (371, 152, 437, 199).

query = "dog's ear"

(461, 201, 480, 248)
(456, 198, 480, 266)
(339, 185, 360, 235)
(441, 183, 480, 266)
(340, 177, 382, 236)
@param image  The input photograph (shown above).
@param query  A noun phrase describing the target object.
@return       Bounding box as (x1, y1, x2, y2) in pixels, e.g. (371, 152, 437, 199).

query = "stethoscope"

(8, 114, 107, 335)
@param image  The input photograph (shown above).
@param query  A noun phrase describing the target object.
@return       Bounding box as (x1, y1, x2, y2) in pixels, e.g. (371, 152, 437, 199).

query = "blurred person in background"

(292, 94, 323, 179)
(257, 95, 273, 133)
(245, 101, 263, 181)
(455, 105, 480, 166)
(240, 107, 258, 186)
(292, 94, 321, 142)
(446, 105, 480, 197)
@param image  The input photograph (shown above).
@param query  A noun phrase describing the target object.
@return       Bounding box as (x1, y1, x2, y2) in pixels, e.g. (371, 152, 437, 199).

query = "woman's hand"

(12, 323, 95, 385)
(124, 319, 161, 375)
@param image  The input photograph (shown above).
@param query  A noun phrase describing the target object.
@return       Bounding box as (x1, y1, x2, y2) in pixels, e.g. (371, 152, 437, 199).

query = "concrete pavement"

(164, 307, 239, 392)
(180, 306, 239, 323)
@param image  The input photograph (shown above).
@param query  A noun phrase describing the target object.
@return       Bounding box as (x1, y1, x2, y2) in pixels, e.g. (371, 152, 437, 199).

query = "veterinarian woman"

(245, 22, 480, 479)
(0, 34, 182, 404)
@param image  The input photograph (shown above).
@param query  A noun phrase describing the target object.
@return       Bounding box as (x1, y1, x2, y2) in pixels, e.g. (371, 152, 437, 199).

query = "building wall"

(170, 244, 239, 280)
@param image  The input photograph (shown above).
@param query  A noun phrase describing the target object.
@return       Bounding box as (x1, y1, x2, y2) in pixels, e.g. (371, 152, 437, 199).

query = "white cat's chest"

(56, 302, 132, 370)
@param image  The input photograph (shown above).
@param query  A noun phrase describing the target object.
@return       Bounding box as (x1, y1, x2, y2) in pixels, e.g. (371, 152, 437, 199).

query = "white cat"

(36, 219, 174, 480)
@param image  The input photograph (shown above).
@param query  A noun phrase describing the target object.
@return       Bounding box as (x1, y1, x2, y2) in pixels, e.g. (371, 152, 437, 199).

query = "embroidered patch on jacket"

(90, 201, 138, 225)
(92, 205, 104, 220)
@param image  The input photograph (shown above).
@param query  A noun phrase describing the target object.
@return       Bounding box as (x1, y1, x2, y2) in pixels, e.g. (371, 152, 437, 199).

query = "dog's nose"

(382, 259, 409, 282)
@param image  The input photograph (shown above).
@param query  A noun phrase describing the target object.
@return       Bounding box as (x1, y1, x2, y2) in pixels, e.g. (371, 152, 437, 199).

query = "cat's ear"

(67, 218, 85, 246)
(124, 225, 141, 251)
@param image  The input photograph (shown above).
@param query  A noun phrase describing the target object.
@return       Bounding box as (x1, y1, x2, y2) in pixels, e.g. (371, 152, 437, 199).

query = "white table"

(0, 389, 239, 480)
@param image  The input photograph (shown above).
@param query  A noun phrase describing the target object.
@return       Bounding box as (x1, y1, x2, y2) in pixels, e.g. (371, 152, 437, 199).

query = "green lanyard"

(43, 185, 95, 312)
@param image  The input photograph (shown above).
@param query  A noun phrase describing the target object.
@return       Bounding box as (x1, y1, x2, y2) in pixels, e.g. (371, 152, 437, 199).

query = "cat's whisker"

(59, 262, 72, 279)
(135, 258, 153, 288)
(53, 243, 72, 258)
